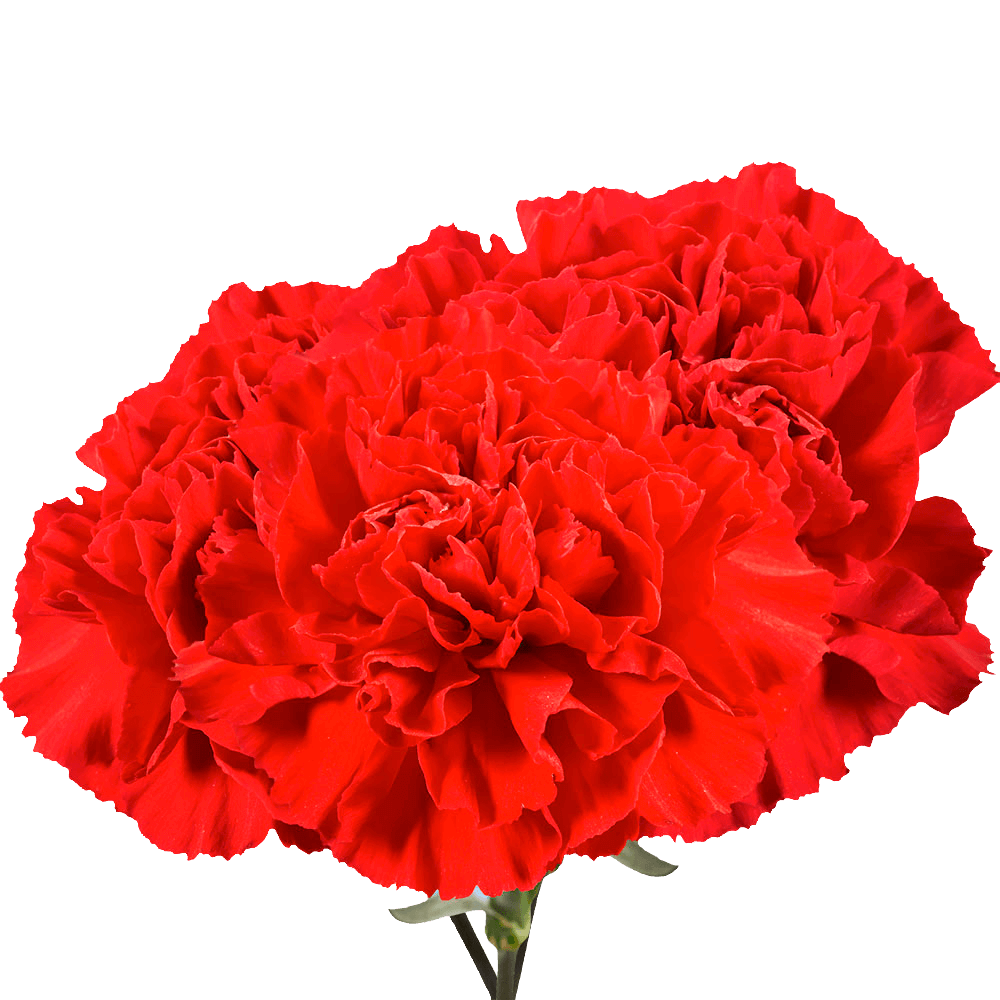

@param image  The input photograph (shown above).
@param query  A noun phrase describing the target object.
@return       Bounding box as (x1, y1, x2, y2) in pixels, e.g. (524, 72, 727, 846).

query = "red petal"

(234, 689, 381, 833)
(815, 345, 920, 561)
(546, 714, 664, 848)
(333, 747, 562, 897)
(2, 614, 127, 801)
(418, 676, 560, 826)
(119, 726, 272, 858)
(640, 687, 766, 830)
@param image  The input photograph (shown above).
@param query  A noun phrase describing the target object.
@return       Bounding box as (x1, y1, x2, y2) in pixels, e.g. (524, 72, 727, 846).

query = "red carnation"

(306, 163, 997, 842)
(3, 165, 994, 909)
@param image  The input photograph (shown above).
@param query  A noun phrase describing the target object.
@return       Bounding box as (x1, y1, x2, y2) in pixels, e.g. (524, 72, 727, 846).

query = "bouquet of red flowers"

(5, 164, 994, 998)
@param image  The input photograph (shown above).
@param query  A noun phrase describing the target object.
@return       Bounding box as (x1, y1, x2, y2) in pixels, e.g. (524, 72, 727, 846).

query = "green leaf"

(389, 889, 492, 924)
(613, 840, 678, 877)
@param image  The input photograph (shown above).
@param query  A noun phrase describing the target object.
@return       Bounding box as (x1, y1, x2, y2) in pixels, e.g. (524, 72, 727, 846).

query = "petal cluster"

(4, 165, 995, 895)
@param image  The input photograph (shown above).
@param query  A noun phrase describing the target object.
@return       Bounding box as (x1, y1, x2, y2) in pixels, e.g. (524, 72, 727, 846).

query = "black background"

(7, 95, 1000, 998)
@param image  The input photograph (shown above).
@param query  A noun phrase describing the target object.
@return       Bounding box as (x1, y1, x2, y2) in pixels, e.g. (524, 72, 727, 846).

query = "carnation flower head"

(4, 164, 994, 901)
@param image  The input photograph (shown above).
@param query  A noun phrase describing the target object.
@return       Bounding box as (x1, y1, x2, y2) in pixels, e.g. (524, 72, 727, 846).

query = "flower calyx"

(389, 884, 541, 951)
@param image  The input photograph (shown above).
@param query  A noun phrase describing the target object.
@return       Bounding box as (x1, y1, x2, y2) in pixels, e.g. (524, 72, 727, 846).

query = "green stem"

(451, 913, 498, 1000)
(513, 885, 540, 994)
(496, 948, 518, 1000)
